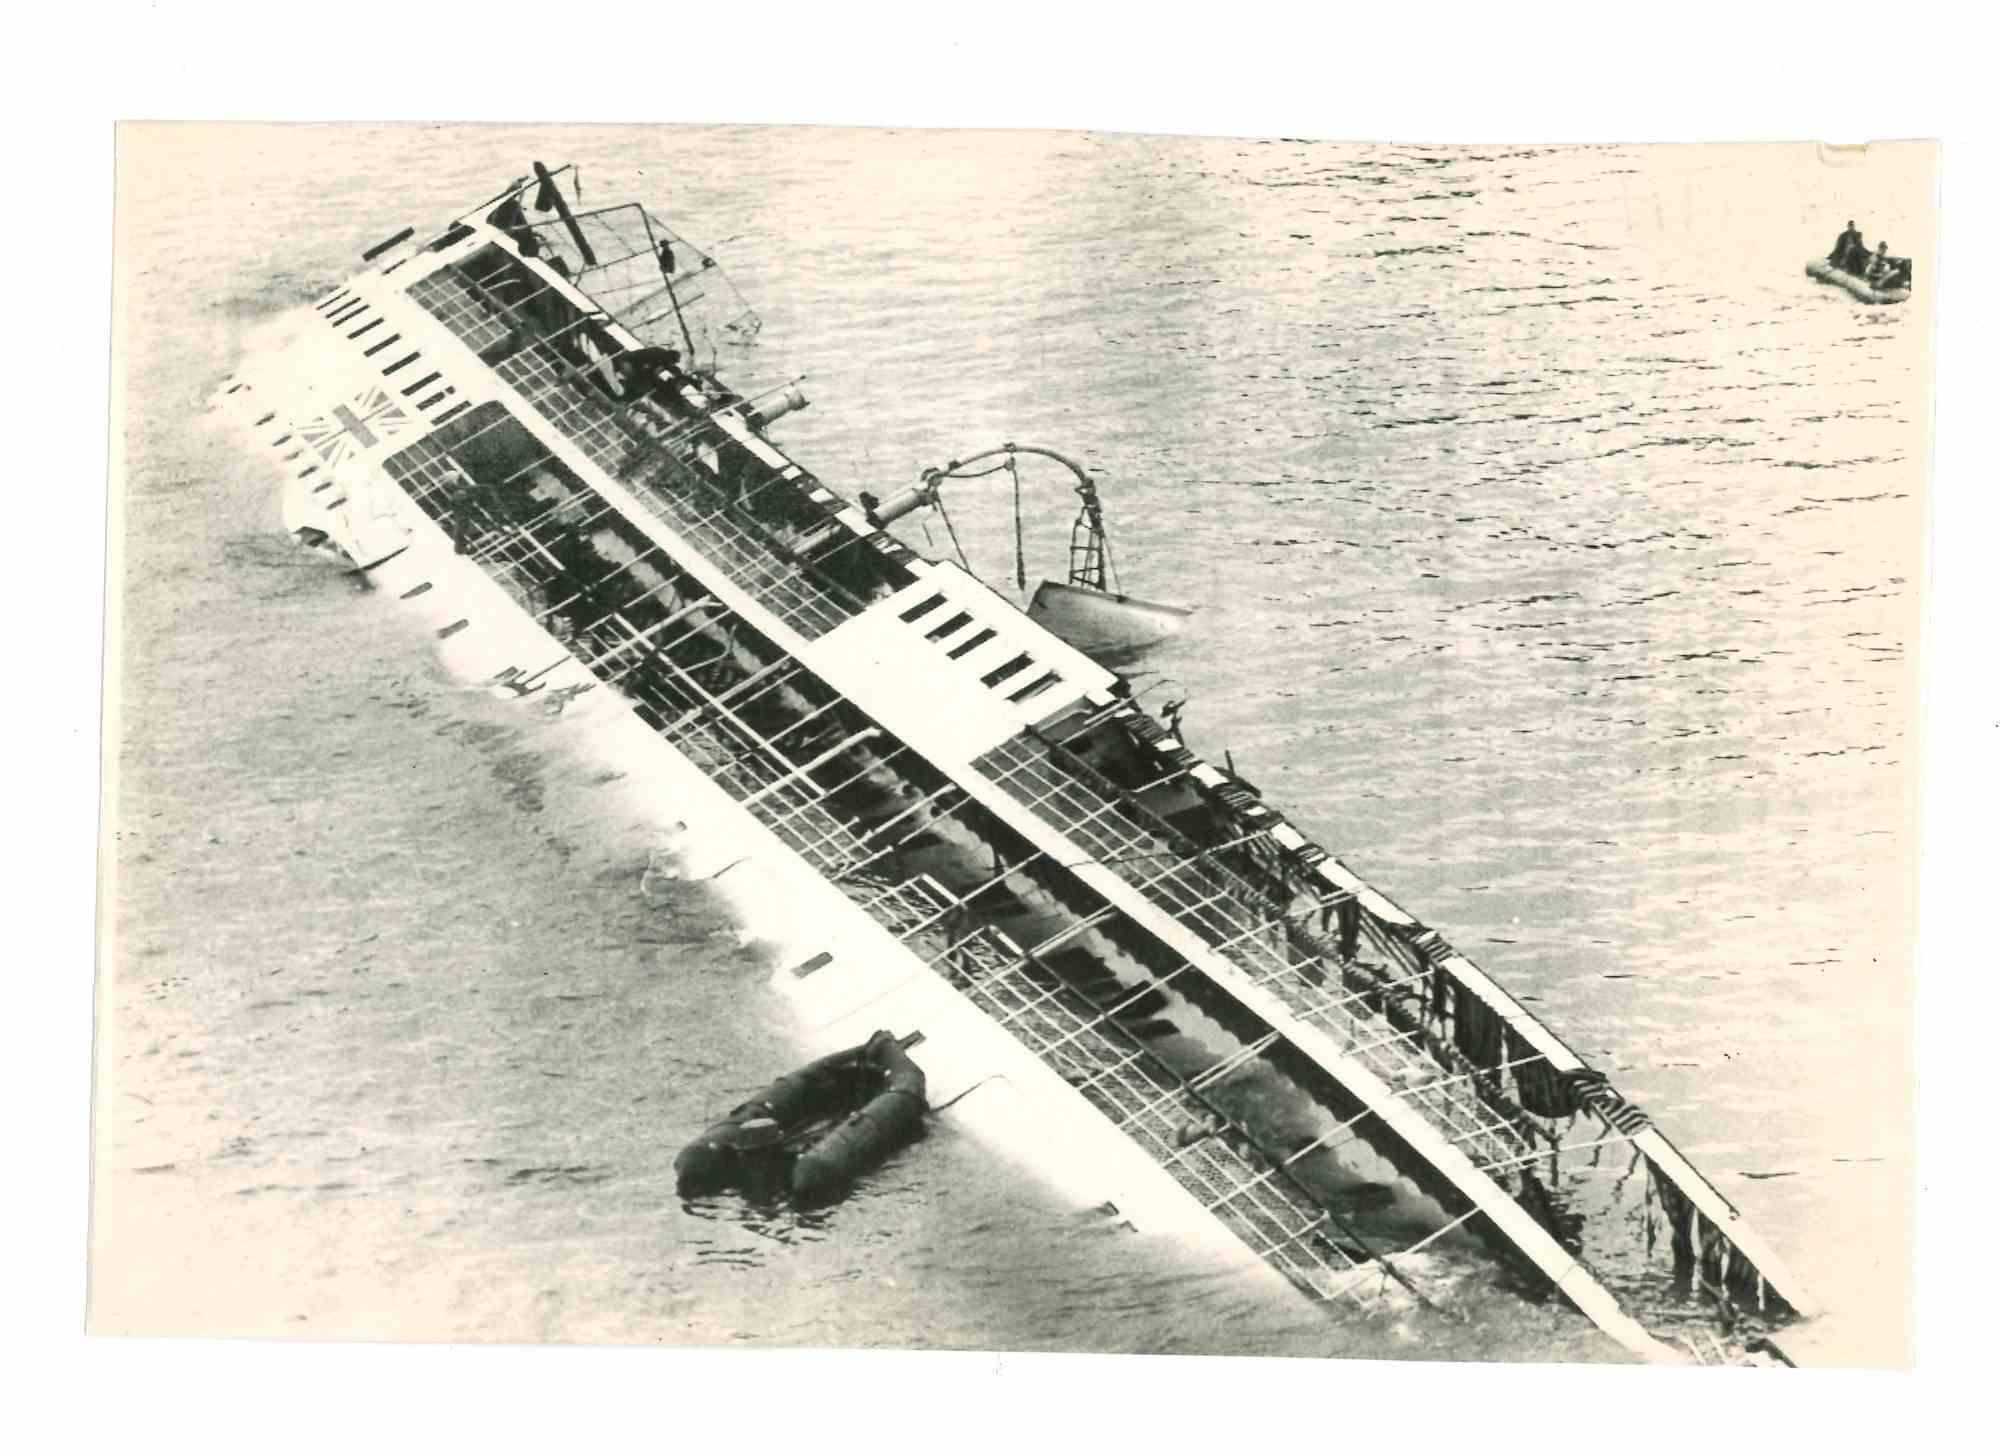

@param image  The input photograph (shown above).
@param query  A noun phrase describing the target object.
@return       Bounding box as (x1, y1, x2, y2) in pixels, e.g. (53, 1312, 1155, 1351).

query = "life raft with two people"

(674, 1030, 928, 1204)
(1814, 221, 1912, 304)
(1806, 258, 1911, 305)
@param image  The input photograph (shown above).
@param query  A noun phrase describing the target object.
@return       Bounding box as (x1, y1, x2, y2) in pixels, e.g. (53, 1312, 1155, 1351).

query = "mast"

(533, 161, 598, 267)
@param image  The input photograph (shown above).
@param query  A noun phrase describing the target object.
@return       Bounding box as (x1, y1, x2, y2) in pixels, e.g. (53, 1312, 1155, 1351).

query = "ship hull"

(203, 175, 1822, 1364)
(215, 373, 1295, 1288)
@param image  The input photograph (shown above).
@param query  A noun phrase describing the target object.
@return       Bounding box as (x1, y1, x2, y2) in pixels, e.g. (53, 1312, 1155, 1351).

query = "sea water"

(94, 125, 1925, 1362)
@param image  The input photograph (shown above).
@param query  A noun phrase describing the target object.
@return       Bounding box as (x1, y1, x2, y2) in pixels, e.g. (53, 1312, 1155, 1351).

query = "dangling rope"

(922, 457, 1015, 581)
(919, 446, 1132, 600)
(1101, 521, 1124, 595)
(933, 491, 973, 575)
(1009, 454, 1027, 593)
(929, 462, 1013, 482)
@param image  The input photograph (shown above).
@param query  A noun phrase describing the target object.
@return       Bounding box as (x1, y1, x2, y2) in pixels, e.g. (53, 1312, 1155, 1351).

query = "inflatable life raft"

(674, 1030, 927, 1203)
(1806, 258, 1911, 305)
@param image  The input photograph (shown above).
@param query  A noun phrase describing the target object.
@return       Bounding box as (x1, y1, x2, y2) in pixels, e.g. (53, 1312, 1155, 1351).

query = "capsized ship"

(214, 162, 1818, 1365)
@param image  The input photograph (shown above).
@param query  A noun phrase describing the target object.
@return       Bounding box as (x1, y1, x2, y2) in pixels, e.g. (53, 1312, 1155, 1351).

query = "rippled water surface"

(96, 125, 1928, 1363)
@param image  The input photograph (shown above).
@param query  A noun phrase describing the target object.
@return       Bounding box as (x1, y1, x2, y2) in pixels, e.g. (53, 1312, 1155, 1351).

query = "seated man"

(1865, 241, 1892, 282)
(613, 344, 688, 398)
(1829, 220, 1865, 272)
(488, 195, 542, 258)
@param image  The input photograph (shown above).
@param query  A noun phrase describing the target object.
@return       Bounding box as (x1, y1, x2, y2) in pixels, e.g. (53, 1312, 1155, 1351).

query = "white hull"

(210, 353, 1297, 1297)
(1027, 580, 1193, 657)
(196, 181, 1822, 1363)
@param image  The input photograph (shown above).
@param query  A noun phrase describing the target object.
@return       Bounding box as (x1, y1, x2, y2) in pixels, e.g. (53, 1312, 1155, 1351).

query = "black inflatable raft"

(674, 1030, 927, 1203)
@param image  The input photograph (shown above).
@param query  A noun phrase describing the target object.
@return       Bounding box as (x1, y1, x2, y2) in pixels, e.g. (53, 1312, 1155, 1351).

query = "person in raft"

(1829, 221, 1866, 273)
(1866, 241, 1892, 283)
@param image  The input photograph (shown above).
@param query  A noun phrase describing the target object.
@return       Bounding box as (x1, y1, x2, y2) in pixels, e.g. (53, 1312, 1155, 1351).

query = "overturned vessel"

(216, 162, 1819, 1365)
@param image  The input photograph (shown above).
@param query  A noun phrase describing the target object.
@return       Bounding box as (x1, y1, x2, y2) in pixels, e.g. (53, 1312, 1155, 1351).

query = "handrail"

(920, 443, 1114, 591)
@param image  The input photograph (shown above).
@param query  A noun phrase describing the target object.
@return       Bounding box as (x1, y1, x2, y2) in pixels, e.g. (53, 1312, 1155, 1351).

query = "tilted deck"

(215, 179, 1817, 1363)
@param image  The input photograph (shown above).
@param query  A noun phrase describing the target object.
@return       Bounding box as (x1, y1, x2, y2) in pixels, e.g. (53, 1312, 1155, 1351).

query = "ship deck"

(218, 184, 1820, 1363)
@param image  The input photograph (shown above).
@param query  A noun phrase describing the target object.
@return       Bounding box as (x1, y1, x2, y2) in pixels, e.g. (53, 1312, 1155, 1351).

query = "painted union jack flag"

(298, 384, 411, 466)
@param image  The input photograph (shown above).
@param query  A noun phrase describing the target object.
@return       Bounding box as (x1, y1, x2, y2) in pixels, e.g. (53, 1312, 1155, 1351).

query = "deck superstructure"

(216, 166, 1816, 1364)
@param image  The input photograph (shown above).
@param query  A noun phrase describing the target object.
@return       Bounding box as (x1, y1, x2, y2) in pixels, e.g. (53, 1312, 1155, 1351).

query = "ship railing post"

(832, 787, 972, 880)
(849, 783, 964, 848)
(983, 932, 1167, 1040)
(1202, 1111, 1382, 1218)
(1387, 1048, 1553, 1105)
(761, 693, 847, 753)
(1430, 1108, 1533, 1159)
(985, 965, 1089, 1036)
(444, 269, 571, 338)
(645, 645, 831, 782)
(932, 905, 1120, 980)
(1062, 1046, 1153, 1098)
(1031, 729, 1286, 912)
(450, 165, 575, 225)
(596, 607, 728, 687)
(1125, 845, 1263, 916)
(574, 576, 690, 640)
(809, 742, 911, 809)
(739, 728, 880, 811)
(665, 658, 804, 727)
(871, 851, 1043, 944)
(1477, 1131, 1642, 1177)
(467, 492, 613, 567)
(535, 544, 678, 624)
(1107, 1051, 1219, 1138)
(1034, 962, 1206, 1066)
(1390, 1074, 1531, 1161)
(1180, 1031, 1285, 1096)
(1127, 765, 1191, 795)
(576, 612, 708, 680)
(1383, 1207, 1484, 1269)
(1054, 700, 1131, 748)
(1334, 1023, 1433, 1061)
(580, 593, 711, 661)
(1256, 962, 1427, 1010)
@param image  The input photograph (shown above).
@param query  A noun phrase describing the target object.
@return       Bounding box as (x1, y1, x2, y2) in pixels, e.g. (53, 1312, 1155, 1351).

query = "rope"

(1010, 456, 1027, 593)
(933, 492, 973, 575)
(930, 1074, 1005, 1113)
(1102, 521, 1123, 594)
